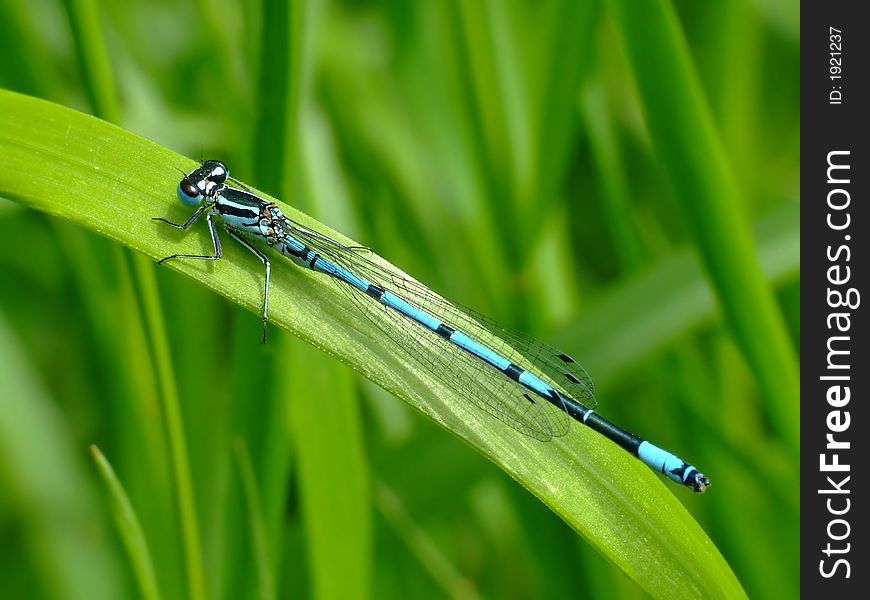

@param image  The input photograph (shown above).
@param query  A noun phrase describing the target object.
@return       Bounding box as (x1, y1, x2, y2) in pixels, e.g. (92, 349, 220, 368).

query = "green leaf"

(90, 445, 162, 600)
(232, 440, 276, 600)
(0, 89, 743, 599)
(288, 339, 371, 600)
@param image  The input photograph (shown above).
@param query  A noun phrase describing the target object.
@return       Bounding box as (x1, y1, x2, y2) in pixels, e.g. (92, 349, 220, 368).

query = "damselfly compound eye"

(180, 179, 199, 198)
(177, 178, 203, 206)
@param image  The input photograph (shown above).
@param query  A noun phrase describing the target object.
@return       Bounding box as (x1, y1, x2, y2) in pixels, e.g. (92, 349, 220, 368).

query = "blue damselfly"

(154, 160, 710, 493)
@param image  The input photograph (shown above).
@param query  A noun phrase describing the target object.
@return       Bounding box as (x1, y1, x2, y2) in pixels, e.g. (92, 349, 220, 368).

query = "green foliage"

(0, 0, 798, 598)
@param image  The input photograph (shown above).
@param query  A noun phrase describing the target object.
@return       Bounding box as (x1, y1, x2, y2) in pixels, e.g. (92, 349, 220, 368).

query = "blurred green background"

(0, 0, 798, 599)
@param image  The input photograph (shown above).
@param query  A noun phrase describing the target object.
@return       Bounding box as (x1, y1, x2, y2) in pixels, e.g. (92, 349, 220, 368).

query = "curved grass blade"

(90, 445, 162, 600)
(0, 89, 744, 598)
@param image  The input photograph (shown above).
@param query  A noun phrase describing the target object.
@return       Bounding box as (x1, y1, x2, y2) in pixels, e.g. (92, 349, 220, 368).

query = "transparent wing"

(281, 217, 595, 399)
(278, 218, 596, 440)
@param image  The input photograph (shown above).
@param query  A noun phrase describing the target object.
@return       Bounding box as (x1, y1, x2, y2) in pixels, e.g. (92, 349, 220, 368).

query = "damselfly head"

(176, 160, 229, 206)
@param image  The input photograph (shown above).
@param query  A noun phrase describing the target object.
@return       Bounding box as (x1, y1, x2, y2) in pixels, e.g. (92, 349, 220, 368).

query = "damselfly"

(154, 160, 710, 493)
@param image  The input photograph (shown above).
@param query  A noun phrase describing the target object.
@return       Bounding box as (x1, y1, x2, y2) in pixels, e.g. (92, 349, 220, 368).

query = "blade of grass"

(232, 440, 276, 600)
(129, 251, 207, 600)
(111, 246, 189, 600)
(579, 80, 644, 273)
(291, 67, 375, 600)
(289, 101, 376, 599)
(255, 1, 374, 596)
(60, 2, 209, 594)
(90, 445, 162, 600)
(530, 0, 601, 231)
(252, 0, 292, 187)
(287, 340, 371, 600)
(0, 90, 743, 598)
(607, 0, 799, 452)
(450, 0, 522, 276)
(61, 0, 121, 123)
